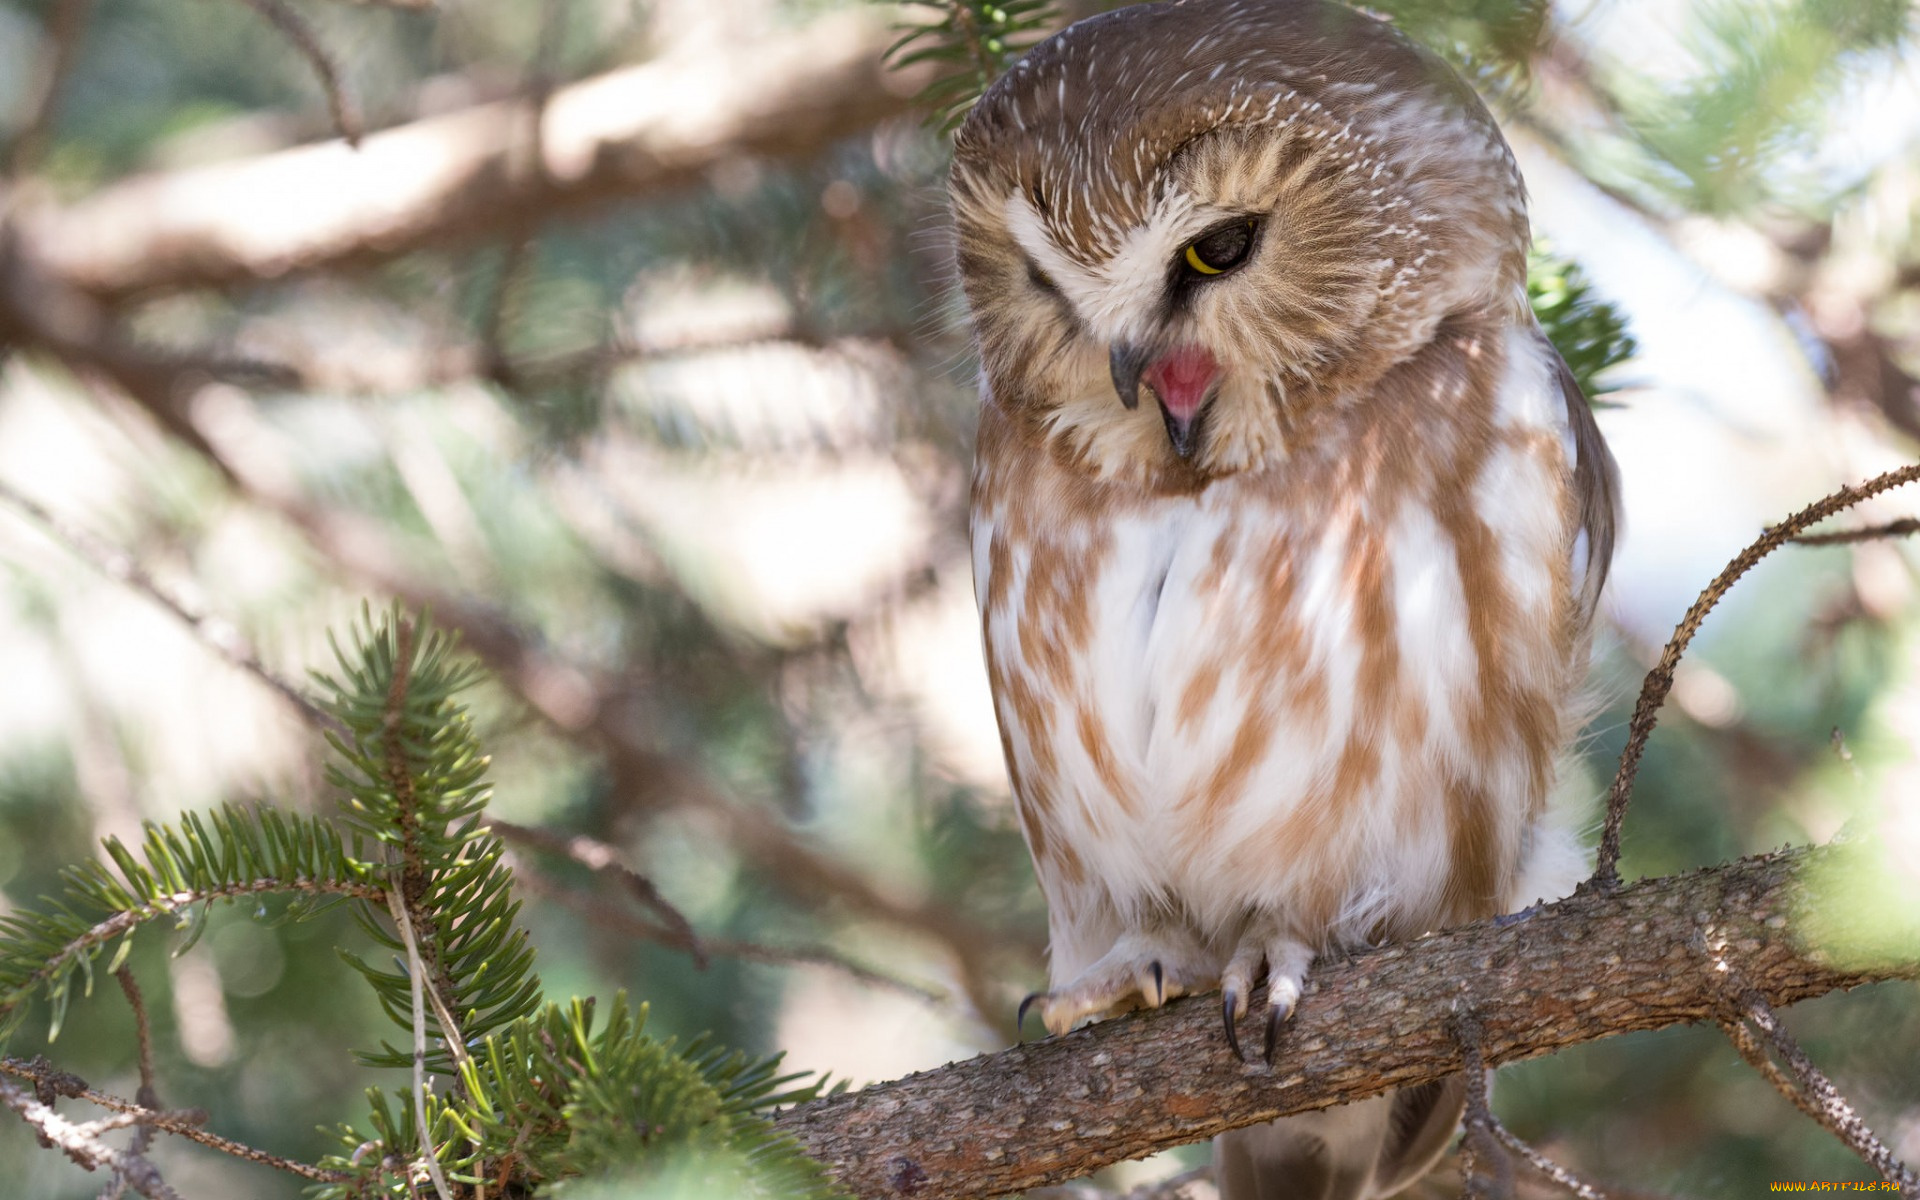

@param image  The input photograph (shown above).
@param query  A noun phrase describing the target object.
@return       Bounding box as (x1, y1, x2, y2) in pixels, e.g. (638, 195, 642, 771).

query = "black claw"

(1150, 961, 1164, 1005)
(1263, 1001, 1291, 1065)
(1223, 992, 1245, 1062)
(1016, 992, 1041, 1042)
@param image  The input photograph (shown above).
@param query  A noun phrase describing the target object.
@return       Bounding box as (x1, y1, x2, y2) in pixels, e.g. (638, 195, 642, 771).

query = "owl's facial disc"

(1109, 342, 1220, 460)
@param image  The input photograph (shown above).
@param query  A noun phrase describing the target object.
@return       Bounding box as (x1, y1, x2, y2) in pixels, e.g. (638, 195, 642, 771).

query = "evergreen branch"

(317, 608, 542, 1069)
(316, 994, 847, 1199)
(1606, 0, 1913, 211)
(0, 803, 381, 1046)
(28, 371, 1006, 1031)
(887, 0, 1058, 129)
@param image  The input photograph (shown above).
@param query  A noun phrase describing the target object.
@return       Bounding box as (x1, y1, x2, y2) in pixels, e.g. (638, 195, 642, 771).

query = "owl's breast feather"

(973, 323, 1587, 952)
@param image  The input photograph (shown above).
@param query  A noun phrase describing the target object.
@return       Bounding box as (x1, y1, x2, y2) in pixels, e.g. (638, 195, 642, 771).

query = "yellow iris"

(1184, 243, 1224, 275)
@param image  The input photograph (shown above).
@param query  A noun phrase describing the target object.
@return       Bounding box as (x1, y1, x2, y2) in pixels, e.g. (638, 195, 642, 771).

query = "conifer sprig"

(1616, 0, 1913, 212)
(316, 995, 843, 1199)
(1529, 242, 1637, 401)
(0, 806, 377, 1046)
(315, 608, 541, 1070)
(888, 0, 1058, 129)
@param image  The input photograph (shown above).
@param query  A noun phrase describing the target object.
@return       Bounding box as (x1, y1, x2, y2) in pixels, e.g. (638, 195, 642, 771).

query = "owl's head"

(950, 0, 1531, 481)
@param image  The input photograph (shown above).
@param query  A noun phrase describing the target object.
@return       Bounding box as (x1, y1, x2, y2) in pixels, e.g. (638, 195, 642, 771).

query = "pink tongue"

(1142, 345, 1220, 420)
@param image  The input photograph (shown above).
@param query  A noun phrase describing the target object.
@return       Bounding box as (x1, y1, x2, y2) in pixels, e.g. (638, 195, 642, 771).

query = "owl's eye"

(1182, 221, 1257, 277)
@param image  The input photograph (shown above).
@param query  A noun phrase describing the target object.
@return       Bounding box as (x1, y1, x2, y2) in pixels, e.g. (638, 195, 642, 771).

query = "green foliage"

(1528, 242, 1637, 400)
(0, 608, 841, 1198)
(1358, 0, 1549, 90)
(316, 996, 840, 1199)
(1610, 0, 1914, 212)
(888, 0, 1059, 129)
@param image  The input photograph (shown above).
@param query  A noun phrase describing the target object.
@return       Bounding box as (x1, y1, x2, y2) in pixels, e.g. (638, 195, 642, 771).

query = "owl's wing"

(1549, 338, 1623, 622)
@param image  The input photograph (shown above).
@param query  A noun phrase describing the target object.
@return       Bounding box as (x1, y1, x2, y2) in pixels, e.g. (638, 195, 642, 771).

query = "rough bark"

(773, 843, 1917, 1200)
(15, 11, 928, 302)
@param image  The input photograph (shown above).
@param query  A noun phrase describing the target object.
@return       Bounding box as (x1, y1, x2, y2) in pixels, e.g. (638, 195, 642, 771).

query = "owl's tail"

(1214, 1075, 1465, 1200)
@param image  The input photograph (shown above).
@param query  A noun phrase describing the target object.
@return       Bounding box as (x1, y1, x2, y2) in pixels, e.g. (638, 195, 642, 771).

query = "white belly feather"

(973, 327, 1584, 983)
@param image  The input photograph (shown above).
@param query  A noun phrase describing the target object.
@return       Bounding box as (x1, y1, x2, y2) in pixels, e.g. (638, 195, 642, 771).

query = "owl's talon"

(1150, 961, 1164, 1005)
(1016, 992, 1041, 1042)
(1223, 990, 1247, 1062)
(1262, 999, 1293, 1064)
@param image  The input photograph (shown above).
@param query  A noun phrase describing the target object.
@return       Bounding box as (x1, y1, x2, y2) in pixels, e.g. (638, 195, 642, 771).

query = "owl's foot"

(1016, 932, 1215, 1038)
(1220, 934, 1314, 1065)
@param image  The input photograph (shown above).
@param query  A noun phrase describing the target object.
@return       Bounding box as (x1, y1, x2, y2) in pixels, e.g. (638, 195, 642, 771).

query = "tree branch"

(16, 11, 930, 302)
(0, 1057, 351, 1184)
(773, 842, 1917, 1200)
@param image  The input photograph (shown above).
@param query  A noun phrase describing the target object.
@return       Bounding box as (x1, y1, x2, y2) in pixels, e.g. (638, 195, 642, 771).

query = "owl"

(950, 0, 1620, 1196)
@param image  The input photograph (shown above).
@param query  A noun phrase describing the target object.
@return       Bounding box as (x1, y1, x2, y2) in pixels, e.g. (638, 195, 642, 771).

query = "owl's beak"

(1109, 343, 1152, 411)
(1110, 342, 1220, 460)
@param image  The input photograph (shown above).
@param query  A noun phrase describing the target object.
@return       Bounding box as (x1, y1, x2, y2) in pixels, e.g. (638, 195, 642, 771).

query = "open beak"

(1109, 342, 1222, 460)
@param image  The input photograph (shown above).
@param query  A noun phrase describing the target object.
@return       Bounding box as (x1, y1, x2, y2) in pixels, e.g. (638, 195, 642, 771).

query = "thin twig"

(0, 1076, 183, 1200)
(114, 970, 157, 1111)
(387, 886, 455, 1200)
(473, 0, 569, 388)
(0, 478, 342, 737)
(1, 1056, 353, 1183)
(491, 820, 707, 965)
(1455, 1012, 1514, 1200)
(376, 616, 458, 1200)
(1489, 1125, 1613, 1200)
(4, 0, 96, 176)
(505, 855, 949, 1002)
(99, 968, 162, 1200)
(1457, 1010, 1616, 1200)
(1790, 517, 1920, 545)
(1715, 982, 1919, 1195)
(1592, 464, 1920, 888)
(235, 0, 362, 145)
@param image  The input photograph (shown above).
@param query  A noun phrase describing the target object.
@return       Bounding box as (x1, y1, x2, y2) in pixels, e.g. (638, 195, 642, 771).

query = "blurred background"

(0, 0, 1916, 1194)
